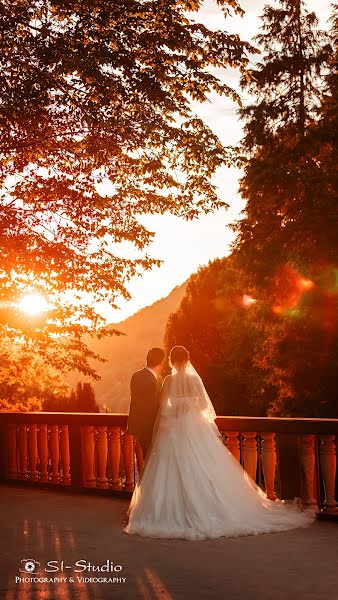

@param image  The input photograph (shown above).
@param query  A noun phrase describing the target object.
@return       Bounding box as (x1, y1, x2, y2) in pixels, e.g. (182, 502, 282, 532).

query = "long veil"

(143, 360, 219, 472)
(173, 361, 217, 424)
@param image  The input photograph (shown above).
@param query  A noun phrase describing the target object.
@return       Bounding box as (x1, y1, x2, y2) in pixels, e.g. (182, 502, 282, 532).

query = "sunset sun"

(18, 293, 49, 316)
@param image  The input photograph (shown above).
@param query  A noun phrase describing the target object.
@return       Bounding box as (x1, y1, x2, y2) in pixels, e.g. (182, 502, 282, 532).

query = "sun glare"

(242, 294, 257, 307)
(18, 293, 49, 316)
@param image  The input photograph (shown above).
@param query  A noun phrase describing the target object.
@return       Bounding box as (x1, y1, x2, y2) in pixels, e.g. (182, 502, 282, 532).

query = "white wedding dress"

(123, 363, 316, 540)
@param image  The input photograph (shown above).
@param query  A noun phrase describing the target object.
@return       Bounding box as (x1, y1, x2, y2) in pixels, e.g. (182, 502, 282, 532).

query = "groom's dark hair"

(147, 347, 165, 368)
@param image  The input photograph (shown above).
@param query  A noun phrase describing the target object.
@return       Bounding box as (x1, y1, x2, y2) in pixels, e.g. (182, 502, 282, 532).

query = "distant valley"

(70, 282, 187, 413)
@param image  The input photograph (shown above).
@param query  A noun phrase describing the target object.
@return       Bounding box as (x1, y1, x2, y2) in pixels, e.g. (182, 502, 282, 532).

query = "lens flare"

(242, 294, 257, 307)
(299, 278, 314, 290)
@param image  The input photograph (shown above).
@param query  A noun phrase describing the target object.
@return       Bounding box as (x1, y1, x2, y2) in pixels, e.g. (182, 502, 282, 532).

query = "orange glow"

(18, 293, 49, 316)
(242, 294, 257, 307)
(299, 278, 315, 290)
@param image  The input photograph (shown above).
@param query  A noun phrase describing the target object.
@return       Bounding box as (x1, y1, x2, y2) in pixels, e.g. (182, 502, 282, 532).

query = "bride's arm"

(158, 375, 170, 405)
(155, 375, 174, 419)
(151, 376, 172, 441)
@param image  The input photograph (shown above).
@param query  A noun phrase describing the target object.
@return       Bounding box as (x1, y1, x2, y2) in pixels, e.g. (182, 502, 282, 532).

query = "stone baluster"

(224, 431, 240, 461)
(6, 424, 18, 479)
(261, 432, 277, 500)
(59, 425, 71, 485)
(81, 425, 96, 487)
(49, 425, 60, 483)
(108, 427, 121, 489)
(300, 434, 317, 506)
(96, 426, 108, 488)
(18, 424, 28, 480)
(319, 435, 338, 511)
(242, 432, 258, 481)
(121, 430, 135, 490)
(28, 424, 38, 481)
(135, 439, 144, 476)
(38, 424, 49, 483)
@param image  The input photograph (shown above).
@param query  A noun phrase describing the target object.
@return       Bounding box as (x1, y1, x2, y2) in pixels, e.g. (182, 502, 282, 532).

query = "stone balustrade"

(0, 413, 337, 514)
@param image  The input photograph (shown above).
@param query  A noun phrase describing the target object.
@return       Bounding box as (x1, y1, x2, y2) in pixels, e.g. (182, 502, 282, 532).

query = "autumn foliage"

(0, 0, 254, 408)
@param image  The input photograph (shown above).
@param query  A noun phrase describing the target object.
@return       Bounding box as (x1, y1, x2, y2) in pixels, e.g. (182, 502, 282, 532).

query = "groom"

(127, 347, 165, 463)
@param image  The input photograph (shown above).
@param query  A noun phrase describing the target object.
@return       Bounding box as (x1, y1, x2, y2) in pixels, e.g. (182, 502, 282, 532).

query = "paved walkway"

(0, 483, 337, 600)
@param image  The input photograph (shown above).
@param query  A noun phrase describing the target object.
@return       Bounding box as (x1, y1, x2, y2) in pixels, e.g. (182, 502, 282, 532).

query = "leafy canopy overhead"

(0, 0, 255, 377)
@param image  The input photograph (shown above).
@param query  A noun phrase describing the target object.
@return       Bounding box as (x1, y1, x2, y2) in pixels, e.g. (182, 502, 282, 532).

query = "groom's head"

(147, 347, 165, 372)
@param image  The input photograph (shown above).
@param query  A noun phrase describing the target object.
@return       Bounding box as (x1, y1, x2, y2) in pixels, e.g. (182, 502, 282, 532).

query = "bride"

(123, 346, 316, 540)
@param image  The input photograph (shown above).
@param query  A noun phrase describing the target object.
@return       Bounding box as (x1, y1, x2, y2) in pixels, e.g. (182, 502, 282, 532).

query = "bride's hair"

(169, 346, 190, 367)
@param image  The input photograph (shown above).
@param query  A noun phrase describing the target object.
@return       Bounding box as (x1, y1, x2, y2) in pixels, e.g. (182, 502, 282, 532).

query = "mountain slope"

(78, 282, 187, 412)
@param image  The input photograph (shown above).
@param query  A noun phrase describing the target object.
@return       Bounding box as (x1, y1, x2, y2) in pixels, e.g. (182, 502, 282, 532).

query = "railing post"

(261, 432, 277, 500)
(68, 423, 84, 489)
(96, 426, 108, 488)
(300, 434, 317, 507)
(319, 434, 338, 511)
(38, 424, 49, 483)
(224, 431, 240, 461)
(108, 427, 122, 490)
(121, 429, 134, 490)
(60, 425, 71, 485)
(81, 425, 96, 487)
(50, 424, 60, 483)
(28, 424, 38, 481)
(242, 432, 257, 481)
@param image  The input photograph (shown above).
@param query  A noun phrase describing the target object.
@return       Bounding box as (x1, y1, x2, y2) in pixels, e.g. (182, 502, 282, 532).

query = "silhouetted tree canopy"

(231, 0, 338, 416)
(165, 257, 268, 416)
(165, 1, 338, 418)
(233, 0, 333, 277)
(43, 380, 99, 412)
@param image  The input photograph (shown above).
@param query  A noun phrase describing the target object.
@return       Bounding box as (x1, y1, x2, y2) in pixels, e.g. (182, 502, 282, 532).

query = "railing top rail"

(0, 411, 337, 433)
(0, 412, 128, 426)
(215, 415, 338, 435)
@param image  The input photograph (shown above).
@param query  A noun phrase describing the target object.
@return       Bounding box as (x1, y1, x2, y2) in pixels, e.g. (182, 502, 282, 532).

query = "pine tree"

(232, 1, 338, 416)
(69, 381, 99, 413)
(318, 4, 338, 140)
(233, 0, 331, 280)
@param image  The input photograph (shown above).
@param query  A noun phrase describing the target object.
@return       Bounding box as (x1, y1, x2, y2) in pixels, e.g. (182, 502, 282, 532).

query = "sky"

(98, 0, 332, 323)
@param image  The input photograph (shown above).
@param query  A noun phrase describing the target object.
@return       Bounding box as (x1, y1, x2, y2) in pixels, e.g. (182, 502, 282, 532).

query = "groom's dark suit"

(127, 367, 160, 459)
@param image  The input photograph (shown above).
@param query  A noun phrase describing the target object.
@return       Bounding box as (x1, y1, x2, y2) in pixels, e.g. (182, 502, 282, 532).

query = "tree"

(317, 4, 338, 141)
(71, 382, 99, 412)
(0, 335, 69, 411)
(233, 0, 331, 279)
(164, 257, 268, 415)
(232, 0, 338, 416)
(163, 2, 338, 418)
(43, 380, 99, 411)
(0, 0, 255, 381)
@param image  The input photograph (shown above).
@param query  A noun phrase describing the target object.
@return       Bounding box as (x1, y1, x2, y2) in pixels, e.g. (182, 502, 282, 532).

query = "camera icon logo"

(19, 559, 40, 574)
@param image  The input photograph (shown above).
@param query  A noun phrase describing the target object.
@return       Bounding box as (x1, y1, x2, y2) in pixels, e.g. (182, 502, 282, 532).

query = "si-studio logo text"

(16, 559, 126, 584)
